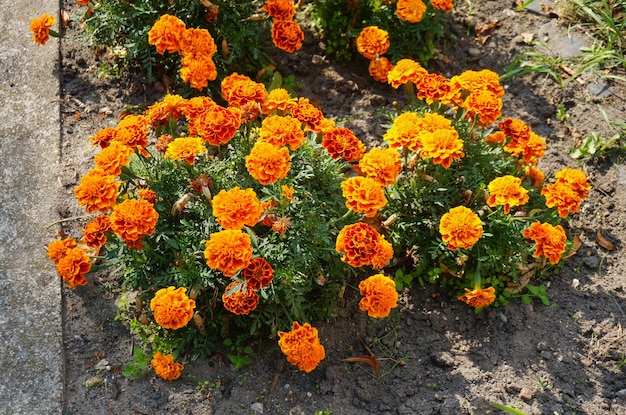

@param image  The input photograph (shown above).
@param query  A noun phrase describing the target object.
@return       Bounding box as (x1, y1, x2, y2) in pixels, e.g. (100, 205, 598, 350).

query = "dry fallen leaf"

(341, 356, 380, 378)
(521, 33, 534, 44)
(565, 233, 583, 258)
(596, 231, 615, 251)
(61, 9, 70, 29)
(475, 20, 502, 45)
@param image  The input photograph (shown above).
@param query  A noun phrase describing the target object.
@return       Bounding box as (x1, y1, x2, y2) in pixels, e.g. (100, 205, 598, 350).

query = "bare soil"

(57, 1, 626, 414)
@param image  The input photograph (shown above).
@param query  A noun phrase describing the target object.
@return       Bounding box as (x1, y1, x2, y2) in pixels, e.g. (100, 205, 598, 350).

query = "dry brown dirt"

(57, 1, 626, 414)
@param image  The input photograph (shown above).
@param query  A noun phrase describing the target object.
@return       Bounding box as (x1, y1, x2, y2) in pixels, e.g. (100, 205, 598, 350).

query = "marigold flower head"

(151, 352, 184, 381)
(263, 88, 297, 114)
(522, 221, 567, 264)
(150, 286, 196, 330)
(520, 132, 547, 166)
(94, 141, 134, 176)
(336, 222, 384, 267)
(525, 166, 545, 189)
(242, 257, 274, 290)
(259, 115, 305, 151)
(74, 168, 120, 213)
(47, 237, 78, 263)
(89, 127, 116, 149)
(420, 128, 464, 169)
(245, 141, 291, 185)
(459, 286, 496, 308)
(222, 77, 268, 109)
(82, 215, 112, 249)
(56, 247, 91, 289)
(180, 96, 217, 121)
(450, 69, 505, 98)
(322, 128, 366, 162)
(554, 168, 591, 196)
(278, 322, 326, 372)
(359, 274, 398, 318)
(358, 147, 402, 186)
(113, 115, 150, 150)
(148, 14, 185, 55)
(396, 0, 427, 23)
(498, 119, 546, 165)
(461, 89, 503, 127)
(416, 73, 456, 105)
(383, 111, 422, 151)
(222, 281, 259, 315)
(190, 174, 213, 195)
(137, 187, 158, 205)
(431, 0, 454, 12)
(541, 168, 590, 218)
(341, 176, 387, 217)
(179, 55, 217, 91)
(110, 198, 159, 243)
(179, 27, 217, 58)
(204, 229, 253, 276)
(164, 136, 207, 164)
(145, 94, 187, 126)
(439, 206, 483, 250)
(356, 26, 390, 59)
(387, 59, 428, 88)
(192, 105, 241, 146)
(262, 0, 296, 20)
(291, 98, 325, 132)
(368, 57, 394, 83)
(30, 13, 56, 45)
(272, 20, 304, 53)
(371, 237, 394, 269)
(212, 187, 262, 230)
(486, 175, 529, 214)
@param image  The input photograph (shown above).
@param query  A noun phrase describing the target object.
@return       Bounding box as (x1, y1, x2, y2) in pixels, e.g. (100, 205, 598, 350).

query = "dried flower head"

(356, 26, 390, 59)
(151, 352, 184, 381)
(487, 175, 529, 214)
(278, 322, 326, 372)
(212, 187, 262, 230)
(522, 221, 567, 264)
(458, 286, 496, 308)
(222, 281, 260, 315)
(439, 206, 483, 250)
(204, 229, 253, 276)
(150, 286, 196, 330)
(341, 176, 387, 217)
(245, 141, 292, 185)
(359, 274, 399, 318)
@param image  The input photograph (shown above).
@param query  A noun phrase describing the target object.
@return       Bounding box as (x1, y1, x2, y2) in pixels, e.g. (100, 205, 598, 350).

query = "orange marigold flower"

(192, 105, 241, 146)
(110, 198, 159, 243)
(291, 98, 325, 132)
(148, 14, 186, 55)
(179, 55, 217, 90)
(431, 0, 454, 12)
(222, 77, 268, 109)
(179, 27, 217, 58)
(94, 141, 134, 176)
(150, 286, 196, 330)
(439, 206, 483, 250)
(212, 187, 262, 230)
(164, 136, 207, 164)
(82, 215, 111, 249)
(272, 20, 304, 53)
(356, 26, 390, 59)
(89, 127, 116, 148)
(145, 94, 187, 126)
(151, 352, 184, 381)
(242, 257, 274, 290)
(371, 237, 394, 269)
(222, 281, 259, 315)
(497, 119, 546, 165)
(416, 73, 455, 105)
(278, 322, 326, 372)
(204, 229, 253, 276)
(555, 168, 591, 196)
(450, 69, 505, 98)
(78, 0, 89, 5)
(359, 274, 398, 318)
(420, 128, 465, 168)
(74, 168, 120, 213)
(458, 286, 496, 308)
(522, 221, 567, 264)
(487, 175, 529, 214)
(263, 88, 297, 114)
(341, 176, 387, 217)
(383, 112, 422, 151)
(245, 141, 291, 185)
(359, 147, 402, 186)
(387, 58, 428, 88)
(520, 132, 546, 166)
(525, 166, 545, 189)
(221, 73, 252, 101)
(336, 222, 384, 267)
(30, 13, 56, 45)
(499, 118, 531, 144)
(259, 115, 305, 151)
(462, 90, 503, 127)
(155, 135, 174, 153)
(396, 0, 427, 23)
(541, 168, 590, 218)
(322, 127, 366, 162)
(368, 57, 394, 83)
(113, 115, 150, 150)
(180, 96, 217, 122)
(262, 0, 296, 20)
(137, 187, 158, 204)
(47, 238, 77, 263)
(56, 247, 91, 289)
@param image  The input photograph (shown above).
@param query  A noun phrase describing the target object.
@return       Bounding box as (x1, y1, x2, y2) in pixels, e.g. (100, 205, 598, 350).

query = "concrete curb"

(0, 1, 63, 414)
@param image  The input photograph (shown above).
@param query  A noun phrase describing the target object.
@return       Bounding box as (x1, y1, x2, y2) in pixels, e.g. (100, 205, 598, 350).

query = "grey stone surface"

(0, 1, 63, 414)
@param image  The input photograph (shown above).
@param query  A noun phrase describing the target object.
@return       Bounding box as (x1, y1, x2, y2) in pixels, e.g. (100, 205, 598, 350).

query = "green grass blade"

(490, 402, 529, 415)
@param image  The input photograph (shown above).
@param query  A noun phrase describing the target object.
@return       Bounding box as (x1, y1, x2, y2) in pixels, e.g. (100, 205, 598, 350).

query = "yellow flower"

(150, 286, 196, 330)
(439, 206, 483, 250)
(278, 322, 325, 372)
(383, 112, 422, 151)
(151, 352, 184, 381)
(487, 175, 529, 214)
(458, 286, 496, 308)
(281, 185, 295, 201)
(359, 274, 399, 318)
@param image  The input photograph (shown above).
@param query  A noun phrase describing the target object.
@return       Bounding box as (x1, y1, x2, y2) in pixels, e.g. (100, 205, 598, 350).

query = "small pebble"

(468, 48, 481, 57)
(250, 402, 264, 414)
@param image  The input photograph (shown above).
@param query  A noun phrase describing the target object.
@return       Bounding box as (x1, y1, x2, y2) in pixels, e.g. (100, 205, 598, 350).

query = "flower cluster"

(278, 322, 326, 372)
(263, 0, 305, 53)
